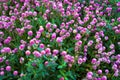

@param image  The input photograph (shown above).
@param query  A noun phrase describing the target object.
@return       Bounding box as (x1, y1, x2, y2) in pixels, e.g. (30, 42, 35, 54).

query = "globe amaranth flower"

(53, 49, 59, 55)
(41, 50, 46, 55)
(75, 33, 81, 40)
(6, 66, 11, 71)
(59, 77, 64, 80)
(51, 33, 56, 39)
(28, 30, 33, 36)
(33, 51, 41, 58)
(13, 71, 18, 76)
(117, 2, 120, 7)
(1, 47, 11, 53)
(25, 50, 31, 56)
(91, 58, 97, 64)
(0, 71, 4, 76)
(20, 57, 24, 64)
(0, 57, 4, 63)
(19, 44, 25, 50)
(97, 69, 102, 74)
(56, 37, 63, 43)
(78, 58, 83, 64)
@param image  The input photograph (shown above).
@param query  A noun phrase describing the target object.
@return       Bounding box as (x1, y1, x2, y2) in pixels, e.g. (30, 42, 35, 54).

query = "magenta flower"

(25, 50, 31, 56)
(51, 33, 56, 39)
(56, 37, 63, 43)
(28, 30, 33, 36)
(6, 66, 11, 71)
(13, 71, 18, 76)
(0, 71, 4, 76)
(33, 51, 41, 58)
(39, 43, 45, 49)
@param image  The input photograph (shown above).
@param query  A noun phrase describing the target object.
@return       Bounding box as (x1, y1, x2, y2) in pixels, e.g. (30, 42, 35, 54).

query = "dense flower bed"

(0, 0, 120, 80)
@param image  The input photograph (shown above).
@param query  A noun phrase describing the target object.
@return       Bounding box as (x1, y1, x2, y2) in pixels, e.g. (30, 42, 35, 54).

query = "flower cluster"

(0, 0, 120, 80)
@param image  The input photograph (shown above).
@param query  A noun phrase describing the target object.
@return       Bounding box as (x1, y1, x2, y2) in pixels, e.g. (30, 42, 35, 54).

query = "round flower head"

(97, 69, 102, 74)
(0, 57, 3, 63)
(101, 76, 107, 80)
(0, 71, 4, 76)
(6, 66, 11, 71)
(59, 77, 64, 80)
(56, 37, 63, 43)
(91, 58, 97, 64)
(33, 51, 41, 58)
(39, 43, 45, 49)
(78, 58, 83, 64)
(28, 30, 33, 36)
(117, 2, 120, 7)
(46, 22, 51, 29)
(25, 50, 31, 56)
(13, 71, 18, 76)
(51, 33, 56, 39)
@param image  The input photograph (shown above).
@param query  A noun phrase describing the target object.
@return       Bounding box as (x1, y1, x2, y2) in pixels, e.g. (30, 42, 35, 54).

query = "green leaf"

(37, 47, 43, 51)
(58, 62, 67, 69)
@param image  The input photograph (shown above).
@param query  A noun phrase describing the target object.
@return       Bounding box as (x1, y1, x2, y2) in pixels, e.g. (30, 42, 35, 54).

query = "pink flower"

(117, 2, 120, 7)
(28, 31, 33, 36)
(20, 57, 24, 64)
(0, 57, 3, 63)
(51, 33, 56, 39)
(45, 48, 51, 53)
(44, 61, 48, 66)
(19, 44, 25, 50)
(25, 50, 31, 56)
(86, 74, 92, 79)
(56, 37, 63, 43)
(53, 49, 59, 55)
(60, 51, 67, 56)
(110, 44, 114, 49)
(75, 40, 82, 46)
(78, 58, 83, 64)
(75, 33, 81, 40)
(91, 58, 97, 64)
(41, 50, 46, 55)
(59, 77, 64, 80)
(46, 22, 51, 29)
(97, 69, 102, 74)
(33, 51, 41, 58)
(0, 71, 4, 76)
(101, 76, 107, 80)
(39, 43, 45, 49)
(13, 71, 18, 76)
(6, 66, 11, 71)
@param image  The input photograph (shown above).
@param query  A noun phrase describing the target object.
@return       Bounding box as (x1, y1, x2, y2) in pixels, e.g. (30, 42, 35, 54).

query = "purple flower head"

(1, 47, 11, 53)
(13, 71, 18, 76)
(56, 37, 63, 43)
(6, 66, 11, 71)
(0, 71, 4, 76)
(41, 50, 46, 55)
(60, 51, 67, 56)
(75, 33, 81, 40)
(20, 57, 24, 64)
(97, 69, 102, 74)
(39, 43, 45, 49)
(19, 44, 25, 50)
(0, 57, 4, 63)
(25, 50, 31, 56)
(46, 22, 51, 29)
(33, 51, 41, 58)
(53, 49, 59, 55)
(117, 2, 120, 7)
(91, 58, 97, 64)
(51, 33, 56, 39)
(28, 30, 33, 36)
(78, 58, 83, 64)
